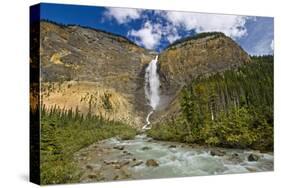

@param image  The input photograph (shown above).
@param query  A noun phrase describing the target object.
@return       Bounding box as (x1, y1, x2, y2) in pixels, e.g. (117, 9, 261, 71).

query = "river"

(74, 134, 273, 183)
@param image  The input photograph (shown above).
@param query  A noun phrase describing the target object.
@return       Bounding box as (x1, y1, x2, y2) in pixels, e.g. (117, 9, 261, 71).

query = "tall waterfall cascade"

(142, 55, 160, 130)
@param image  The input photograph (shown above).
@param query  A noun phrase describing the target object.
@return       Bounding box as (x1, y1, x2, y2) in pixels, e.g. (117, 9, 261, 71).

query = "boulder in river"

(146, 159, 159, 167)
(147, 138, 153, 142)
(246, 167, 258, 172)
(113, 145, 125, 150)
(114, 164, 121, 169)
(123, 150, 132, 155)
(141, 146, 152, 150)
(120, 159, 130, 167)
(132, 160, 143, 167)
(104, 160, 118, 165)
(228, 153, 243, 163)
(210, 149, 226, 156)
(248, 154, 260, 161)
(168, 145, 177, 148)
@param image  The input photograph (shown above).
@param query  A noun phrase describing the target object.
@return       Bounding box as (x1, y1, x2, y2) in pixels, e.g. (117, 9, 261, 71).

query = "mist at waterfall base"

(143, 56, 160, 130)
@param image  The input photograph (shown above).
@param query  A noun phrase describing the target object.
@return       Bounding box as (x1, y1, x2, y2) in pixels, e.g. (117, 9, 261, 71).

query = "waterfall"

(142, 55, 160, 130)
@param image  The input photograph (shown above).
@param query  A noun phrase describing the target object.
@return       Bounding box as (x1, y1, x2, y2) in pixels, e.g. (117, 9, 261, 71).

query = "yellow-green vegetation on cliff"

(148, 56, 273, 152)
(40, 105, 136, 185)
(41, 81, 142, 127)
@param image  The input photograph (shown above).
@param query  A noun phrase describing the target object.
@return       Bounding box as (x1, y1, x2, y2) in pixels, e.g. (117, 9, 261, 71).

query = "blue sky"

(38, 3, 274, 55)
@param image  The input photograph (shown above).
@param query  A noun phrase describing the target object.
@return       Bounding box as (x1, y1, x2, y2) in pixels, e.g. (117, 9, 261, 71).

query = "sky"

(38, 3, 274, 55)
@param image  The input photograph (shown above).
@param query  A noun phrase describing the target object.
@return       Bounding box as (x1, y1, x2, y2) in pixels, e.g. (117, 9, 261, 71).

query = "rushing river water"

(75, 134, 273, 182)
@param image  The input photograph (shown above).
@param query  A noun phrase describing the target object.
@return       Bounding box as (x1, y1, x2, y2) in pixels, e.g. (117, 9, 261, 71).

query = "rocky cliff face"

(158, 32, 251, 95)
(155, 32, 251, 122)
(40, 21, 154, 127)
(39, 22, 251, 128)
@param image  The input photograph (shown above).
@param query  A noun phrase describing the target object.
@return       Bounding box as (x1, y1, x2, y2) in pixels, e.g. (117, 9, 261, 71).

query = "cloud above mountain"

(128, 21, 162, 49)
(104, 7, 143, 24)
(161, 11, 248, 38)
(105, 8, 273, 55)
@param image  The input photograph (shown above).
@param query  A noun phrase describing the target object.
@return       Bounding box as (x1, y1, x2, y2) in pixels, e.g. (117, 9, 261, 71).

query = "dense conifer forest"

(148, 55, 273, 151)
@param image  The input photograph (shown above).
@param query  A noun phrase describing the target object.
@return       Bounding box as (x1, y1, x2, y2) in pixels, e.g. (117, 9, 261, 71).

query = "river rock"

(248, 154, 260, 161)
(146, 159, 159, 167)
(113, 145, 125, 150)
(132, 160, 143, 167)
(104, 160, 118, 165)
(147, 138, 153, 142)
(210, 149, 226, 156)
(114, 164, 121, 169)
(228, 153, 243, 163)
(168, 145, 177, 148)
(113, 159, 131, 169)
(120, 159, 130, 167)
(246, 167, 258, 172)
(123, 150, 132, 155)
(88, 174, 97, 179)
(141, 146, 152, 150)
(86, 164, 93, 170)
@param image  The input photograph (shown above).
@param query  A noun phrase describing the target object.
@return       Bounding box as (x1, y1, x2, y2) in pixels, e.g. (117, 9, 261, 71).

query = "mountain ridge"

(40, 20, 142, 48)
(38, 20, 252, 128)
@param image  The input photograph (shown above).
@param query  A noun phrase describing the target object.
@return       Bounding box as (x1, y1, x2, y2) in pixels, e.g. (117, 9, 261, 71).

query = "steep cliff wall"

(39, 21, 154, 127)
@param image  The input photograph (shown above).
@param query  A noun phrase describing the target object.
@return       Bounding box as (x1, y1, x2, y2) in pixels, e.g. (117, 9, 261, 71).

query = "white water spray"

(142, 55, 160, 130)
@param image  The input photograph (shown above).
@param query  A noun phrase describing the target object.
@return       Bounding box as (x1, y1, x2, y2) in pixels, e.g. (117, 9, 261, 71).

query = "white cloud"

(128, 22, 162, 50)
(163, 25, 180, 43)
(167, 33, 180, 43)
(162, 11, 248, 38)
(271, 40, 274, 51)
(127, 19, 182, 49)
(104, 8, 253, 50)
(104, 7, 143, 24)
